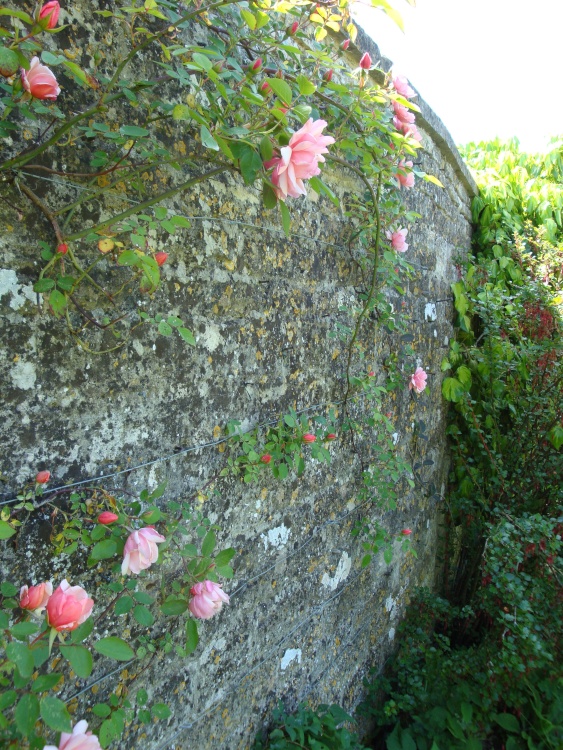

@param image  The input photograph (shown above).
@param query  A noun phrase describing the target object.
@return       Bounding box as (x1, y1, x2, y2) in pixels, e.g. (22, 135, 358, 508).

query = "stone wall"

(0, 8, 476, 748)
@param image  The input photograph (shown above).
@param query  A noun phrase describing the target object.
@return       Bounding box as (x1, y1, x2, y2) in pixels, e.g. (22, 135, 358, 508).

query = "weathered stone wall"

(0, 8, 476, 748)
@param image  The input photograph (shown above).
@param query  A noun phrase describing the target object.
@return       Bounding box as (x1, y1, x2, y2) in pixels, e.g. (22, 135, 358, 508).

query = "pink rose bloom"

(393, 75, 415, 98)
(265, 118, 334, 200)
(21, 57, 60, 101)
(188, 580, 229, 620)
(121, 527, 166, 575)
(400, 121, 422, 142)
(20, 581, 52, 614)
(401, 528, 412, 536)
(359, 52, 372, 70)
(396, 160, 415, 189)
(387, 228, 408, 253)
(42, 719, 102, 750)
(409, 367, 427, 394)
(392, 101, 415, 124)
(46, 581, 94, 632)
(38, 1, 60, 29)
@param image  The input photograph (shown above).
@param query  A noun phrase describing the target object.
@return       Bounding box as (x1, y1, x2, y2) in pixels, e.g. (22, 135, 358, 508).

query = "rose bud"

(302, 433, 316, 444)
(21, 56, 60, 101)
(368, 370, 375, 377)
(43, 720, 102, 750)
(401, 528, 412, 536)
(342, 40, 350, 50)
(325, 433, 336, 441)
(323, 69, 333, 82)
(97, 511, 119, 525)
(0, 48, 20, 78)
(46, 580, 94, 632)
(38, 1, 60, 29)
(36, 470, 51, 484)
(250, 58, 262, 72)
(260, 81, 271, 94)
(20, 582, 52, 614)
(57, 243, 68, 254)
(121, 527, 166, 575)
(260, 454, 272, 464)
(212, 60, 224, 73)
(188, 580, 229, 620)
(288, 21, 299, 35)
(154, 251, 168, 266)
(359, 52, 372, 70)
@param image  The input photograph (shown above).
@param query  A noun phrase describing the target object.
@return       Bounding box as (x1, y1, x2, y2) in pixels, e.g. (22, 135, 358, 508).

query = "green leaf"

(59, 644, 93, 679)
(117, 250, 140, 267)
(10, 622, 40, 639)
(40, 696, 72, 733)
(265, 78, 292, 105)
(41, 51, 62, 66)
(262, 182, 277, 209)
(120, 125, 150, 137)
(33, 278, 55, 293)
(240, 8, 256, 29)
(456, 365, 472, 389)
(158, 321, 173, 336)
(214, 548, 235, 566)
(151, 703, 172, 719)
(201, 530, 216, 557)
(0, 8, 34, 24)
(308, 176, 339, 206)
(69, 617, 94, 644)
(31, 674, 63, 693)
(1, 582, 18, 597)
(260, 135, 273, 162)
(92, 703, 112, 718)
(133, 605, 154, 627)
(384, 547, 393, 565)
(192, 52, 213, 72)
(90, 538, 118, 560)
(172, 104, 191, 121)
(170, 215, 191, 228)
(15, 693, 40, 737)
(240, 147, 263, 186)
(48, 289, 67, 315)
(160, 598, 188, 616)
(493, 713, 520, 733)
(548, 424, 563, 450)
(279, 201, 291, 237)
(178, 327, 196, 345)
(0, 690, 17, 711)
(6, 641, 34, 678)
(185, 619, 199, 654)
(442, 377, 465, 403)
(292, 104, 312, 124)
(296, 75, 316, 96)
(115, 595, 134, 615)
(200, 125, 219, 151)
(93, 637, 135, 661)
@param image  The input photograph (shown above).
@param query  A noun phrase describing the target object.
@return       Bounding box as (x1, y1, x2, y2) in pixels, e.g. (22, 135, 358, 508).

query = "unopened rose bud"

(401, 528, 412, 536)
(0, 48, 20, 78)
(155, 252, 168, 266)
(288, 21, 299, 35)
(302, 433, 316, 444)
(38, 1, 60, 29)
(35, 470, 51, 484)
(359, 52, 372, 70)
(260, 454, 272, 464)
(213, 60, 224, 73)
(323, 69, 333, 82)
(250, 58, 262, 72)
(325, 433, 336, 441)
(260, 81, 271, 93)
(342, 40, 350, 50)
(57, 243, 68, 254)
(368, 370, 375, 377)
(97, 511, 119, 525)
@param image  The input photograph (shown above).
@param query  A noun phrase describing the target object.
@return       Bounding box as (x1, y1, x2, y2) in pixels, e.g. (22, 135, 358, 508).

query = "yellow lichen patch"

(289, 369, 301, 380)
(212, 304, 220, 314)
(214, 654, 221, 664)
(256, 350, 263, 360)
(97, 174, 111, 188)
(223, 259, 235, 271)
(218, 441, 226, 453)
(13, 354, 19, 363)
(332, 349, 340, 360)
(175, 139, 187, 154)
(91, 684, 99, 694)
(213, 425, 222, 439)
(260, 488, 268, 500)
(208, 356, 213, 364)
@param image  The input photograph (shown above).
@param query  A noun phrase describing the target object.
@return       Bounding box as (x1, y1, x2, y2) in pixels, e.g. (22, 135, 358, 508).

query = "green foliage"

(254, 702, 368, 750)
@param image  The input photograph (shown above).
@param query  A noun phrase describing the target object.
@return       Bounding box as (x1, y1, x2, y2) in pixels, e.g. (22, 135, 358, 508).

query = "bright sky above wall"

(353, 0, 563, 153)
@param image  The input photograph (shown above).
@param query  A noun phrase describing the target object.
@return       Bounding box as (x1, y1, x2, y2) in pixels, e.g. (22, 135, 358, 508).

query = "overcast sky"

(353, 0, 563, 152)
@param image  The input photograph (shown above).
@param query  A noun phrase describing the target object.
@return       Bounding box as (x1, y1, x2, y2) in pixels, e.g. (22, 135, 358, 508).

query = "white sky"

(353, 0, 563, 152)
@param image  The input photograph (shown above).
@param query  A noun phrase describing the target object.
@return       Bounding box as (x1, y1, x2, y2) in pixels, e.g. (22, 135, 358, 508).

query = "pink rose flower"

(409, 367, 427, 394)
(393, 75, 415, 99)
(265, 118, 334, 200)
(46, 580, 94, 632)
(36, 470, 51, 484)
(121, 527, 166, 575)
(386, 228, 408, 253)
(38, 1, 60, 29)
(20, 581, 52, 614)
(21, 57, 60, 101)
(188, 580, 229, 620)
(42, 719, 102, 750)
(97, 511, 119, 525)
(401, 528, 412, 536)
(400, 121, 422, 142)
(392, 101, 415, 124)
(396, 160, 415, 189)
(342, 40, 350, 50)
(154, 252, 168, 266)
(260, 454, 272, 464)
(359, 52, 372, 70)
